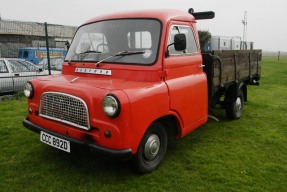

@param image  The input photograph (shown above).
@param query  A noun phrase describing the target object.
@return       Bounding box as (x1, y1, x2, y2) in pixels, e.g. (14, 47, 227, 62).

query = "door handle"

(199, 64, 205, 68)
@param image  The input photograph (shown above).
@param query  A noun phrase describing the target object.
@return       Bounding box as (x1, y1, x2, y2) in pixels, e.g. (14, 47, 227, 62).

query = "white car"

(0, 58, 45, 94)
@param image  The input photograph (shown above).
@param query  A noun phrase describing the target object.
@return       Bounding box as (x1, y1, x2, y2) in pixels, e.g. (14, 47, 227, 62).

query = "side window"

(168, 25, 198, 55)
(75, 33, 108, 54)
(8, 60, 29, 73)
(0, 61, 9, 73)
(127, 31, 152, 49)
(23, 51, 29, 58)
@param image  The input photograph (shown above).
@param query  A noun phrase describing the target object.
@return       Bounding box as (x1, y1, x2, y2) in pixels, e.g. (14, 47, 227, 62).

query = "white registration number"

(40, 131, 70, 153)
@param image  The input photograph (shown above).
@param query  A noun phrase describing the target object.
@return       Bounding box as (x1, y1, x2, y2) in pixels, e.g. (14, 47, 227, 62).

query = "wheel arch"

(133, 114, 181, 154)
(157, 115, 181, 139)
(225, 82, 246, 102)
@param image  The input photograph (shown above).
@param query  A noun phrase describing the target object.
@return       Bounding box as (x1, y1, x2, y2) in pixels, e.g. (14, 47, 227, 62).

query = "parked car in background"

(0, 58, 44, 95)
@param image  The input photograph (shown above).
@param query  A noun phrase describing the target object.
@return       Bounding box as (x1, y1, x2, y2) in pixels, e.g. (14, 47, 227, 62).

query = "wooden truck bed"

(202, 50, 262, 99)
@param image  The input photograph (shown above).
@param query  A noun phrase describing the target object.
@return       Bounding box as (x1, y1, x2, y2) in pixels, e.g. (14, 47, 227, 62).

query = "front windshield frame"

(65, 18, 162, 66)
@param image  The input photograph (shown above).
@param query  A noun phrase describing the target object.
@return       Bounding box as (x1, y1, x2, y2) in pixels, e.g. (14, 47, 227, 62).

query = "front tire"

(132, 122, 168, 173)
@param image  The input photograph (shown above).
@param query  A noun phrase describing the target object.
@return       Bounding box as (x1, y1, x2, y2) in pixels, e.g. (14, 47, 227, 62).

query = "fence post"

(278, 51, 280, 61)
(44, 22, 51, 75)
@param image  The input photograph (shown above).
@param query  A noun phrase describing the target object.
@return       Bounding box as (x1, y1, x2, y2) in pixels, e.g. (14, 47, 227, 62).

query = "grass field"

(0, 57, 286, 192)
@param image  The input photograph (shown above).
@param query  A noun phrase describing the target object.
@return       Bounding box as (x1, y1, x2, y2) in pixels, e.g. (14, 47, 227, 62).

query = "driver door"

(164, 23, 208, 135)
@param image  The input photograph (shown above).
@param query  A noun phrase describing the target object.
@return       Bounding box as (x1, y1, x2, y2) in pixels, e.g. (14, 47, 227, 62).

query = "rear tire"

(225, 89, 244, 119)
(132, 122, 167, 173)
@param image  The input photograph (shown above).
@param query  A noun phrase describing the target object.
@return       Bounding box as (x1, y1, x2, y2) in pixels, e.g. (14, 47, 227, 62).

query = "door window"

(168, 25, 198, 55)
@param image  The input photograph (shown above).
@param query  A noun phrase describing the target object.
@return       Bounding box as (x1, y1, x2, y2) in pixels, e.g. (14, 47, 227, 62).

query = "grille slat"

(39, 92, 90, 130)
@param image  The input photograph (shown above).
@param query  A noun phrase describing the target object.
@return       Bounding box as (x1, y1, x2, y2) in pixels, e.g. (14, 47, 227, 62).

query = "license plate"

(40, 131, 70, 153)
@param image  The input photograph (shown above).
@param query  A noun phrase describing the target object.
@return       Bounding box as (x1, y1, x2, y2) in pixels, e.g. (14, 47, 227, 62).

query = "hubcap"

(235, 97, 242, 113)
(144, 134, 160, 161)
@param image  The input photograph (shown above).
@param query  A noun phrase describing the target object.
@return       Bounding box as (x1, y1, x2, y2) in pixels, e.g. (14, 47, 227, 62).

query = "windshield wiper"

(79, 50, 102, 60)
(81, 50, 102, 54)
(95, 51, 145, 67)
(68, 50, 102, 64)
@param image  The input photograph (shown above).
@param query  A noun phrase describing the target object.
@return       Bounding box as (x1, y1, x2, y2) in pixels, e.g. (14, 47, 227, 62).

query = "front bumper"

(22, 118, 132, 160)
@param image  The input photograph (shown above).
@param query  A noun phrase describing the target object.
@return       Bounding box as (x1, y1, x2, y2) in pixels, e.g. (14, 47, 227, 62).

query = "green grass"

(1, 56, 287, 192)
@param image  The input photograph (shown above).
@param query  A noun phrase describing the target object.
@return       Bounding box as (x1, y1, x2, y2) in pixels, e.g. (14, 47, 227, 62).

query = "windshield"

(65, 19, 161, 65)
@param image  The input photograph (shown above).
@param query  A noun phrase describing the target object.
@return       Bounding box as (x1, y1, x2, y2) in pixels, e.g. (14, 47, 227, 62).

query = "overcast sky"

(1, 0, 286, 51)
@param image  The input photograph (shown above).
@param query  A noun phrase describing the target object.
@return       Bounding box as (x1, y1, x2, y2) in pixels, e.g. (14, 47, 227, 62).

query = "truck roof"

(83, 9, 195, 25)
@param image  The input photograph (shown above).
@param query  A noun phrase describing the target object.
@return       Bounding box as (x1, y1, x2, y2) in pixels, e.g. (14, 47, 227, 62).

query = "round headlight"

(23, 82, 34, 98)
(102, 95, 120, 118)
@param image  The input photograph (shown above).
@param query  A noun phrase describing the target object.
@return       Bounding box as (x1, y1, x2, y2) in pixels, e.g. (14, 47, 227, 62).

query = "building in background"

(204, 35, 253, 51)
(0, 18, 77, 58)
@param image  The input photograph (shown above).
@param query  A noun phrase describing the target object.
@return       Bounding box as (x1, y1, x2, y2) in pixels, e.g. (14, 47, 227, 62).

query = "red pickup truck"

(23, 9, 261, 173)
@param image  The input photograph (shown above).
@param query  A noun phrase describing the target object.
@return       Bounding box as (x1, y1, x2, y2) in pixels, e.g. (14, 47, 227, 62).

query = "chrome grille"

(39, 92, 90, 130)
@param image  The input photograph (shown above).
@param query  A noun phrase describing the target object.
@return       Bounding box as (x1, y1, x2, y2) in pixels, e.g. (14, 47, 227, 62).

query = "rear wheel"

(132, 122, 167, 173)
(225, 89, 244, 119)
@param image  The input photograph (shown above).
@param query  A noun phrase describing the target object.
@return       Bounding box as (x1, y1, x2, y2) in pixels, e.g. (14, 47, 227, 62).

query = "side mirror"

(165, 33, 187, 57)
(174, 34, 186, 51)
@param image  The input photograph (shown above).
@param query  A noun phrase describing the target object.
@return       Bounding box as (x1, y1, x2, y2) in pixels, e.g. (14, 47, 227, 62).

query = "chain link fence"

(0, 18, 76, 95)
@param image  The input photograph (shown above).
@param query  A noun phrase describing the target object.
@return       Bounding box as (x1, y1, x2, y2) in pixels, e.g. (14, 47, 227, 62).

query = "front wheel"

(132, 122, 168, 173)
(225, 89, 244, 119)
